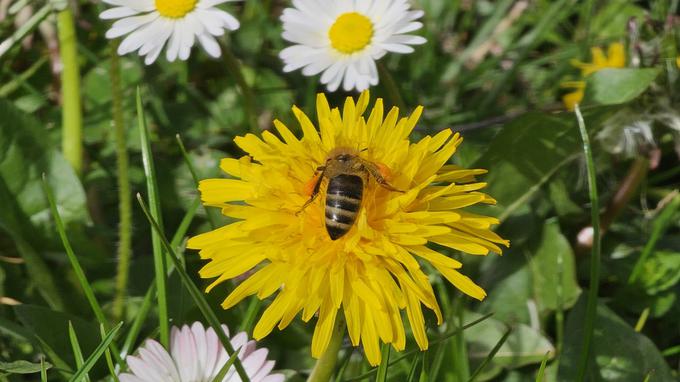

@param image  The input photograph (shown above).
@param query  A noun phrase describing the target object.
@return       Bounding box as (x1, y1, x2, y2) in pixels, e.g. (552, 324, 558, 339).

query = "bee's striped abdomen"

(325, 174, 363, 240)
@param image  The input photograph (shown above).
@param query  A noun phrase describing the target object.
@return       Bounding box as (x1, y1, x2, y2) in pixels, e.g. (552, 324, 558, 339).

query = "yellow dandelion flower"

(187, 91, 509, 366)
(562, 42, 626, 110)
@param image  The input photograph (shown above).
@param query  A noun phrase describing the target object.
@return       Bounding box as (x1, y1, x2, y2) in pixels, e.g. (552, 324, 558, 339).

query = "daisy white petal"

(279, 0, 426, 92)
(120, 322, 284, 382)
(100, 0, 240, 63)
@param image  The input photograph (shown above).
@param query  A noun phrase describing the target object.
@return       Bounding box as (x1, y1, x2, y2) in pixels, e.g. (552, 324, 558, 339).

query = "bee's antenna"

(359, 147, 368, 152)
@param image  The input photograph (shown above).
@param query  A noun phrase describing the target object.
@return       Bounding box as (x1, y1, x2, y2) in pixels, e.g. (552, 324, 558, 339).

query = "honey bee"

(299, 148, 403, 240)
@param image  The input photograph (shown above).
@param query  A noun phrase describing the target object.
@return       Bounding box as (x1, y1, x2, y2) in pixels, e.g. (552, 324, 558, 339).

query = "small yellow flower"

(562, 42, 626, 110)
(188, 91, 508, 366)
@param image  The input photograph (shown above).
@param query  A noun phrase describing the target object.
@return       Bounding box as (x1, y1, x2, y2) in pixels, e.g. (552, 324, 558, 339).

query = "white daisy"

(100, 0, 240, 65)
(279, 0, 426, 92)
(119, 322, 285, 382)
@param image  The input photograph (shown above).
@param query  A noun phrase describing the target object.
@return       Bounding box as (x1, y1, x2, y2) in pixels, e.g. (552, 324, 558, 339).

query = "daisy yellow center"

(329, 12, 373, 54)
(155, 0, 197, 18)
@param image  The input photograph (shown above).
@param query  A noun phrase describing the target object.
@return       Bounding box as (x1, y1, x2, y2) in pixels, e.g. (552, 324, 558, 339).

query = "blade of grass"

(468, 327, 511, 382)
(535, 351, 551, 382)
(120, 282, 155, 358)
(0, 56, 48, 97)
(8, 0, 31, 14)
(68, 322, 89, 382)
(418, 352, 428, 382)
(453, 299, 470, 382)
(40, 357, 48, 382)
(210, 345, 243, 382)
(375, 344, 390, 382)
(634, 307, 650, 332)
(42, 176, 123, 365)
(137, 87, 169, 348)
(36, 336, 72, 379)
(43, 175, 106, 323)
(121, 195, 202, 357)
(136, 194, 251, 382)
(333, 349, 354, 382)
(175, 134, 219, 229)
(405, 354, 421, 382)
(0, 3, 51, 58)
(69, 322, 123, 382)
(661, 345, 680, 357)
(239, 296, 262, 333)
(574, 104, 601, 382)
(177, 134, 263, 335)
(100, 325, 120, 382)
(344, 313, 494, 381)
(628, 192, 680, 283)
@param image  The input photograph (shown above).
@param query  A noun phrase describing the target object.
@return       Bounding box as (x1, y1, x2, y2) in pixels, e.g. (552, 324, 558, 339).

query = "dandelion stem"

(377, 61, 406, 110)
(220, 43, 258, 132)
(57, 5, 83, 175)
(308, 316, 346, 382)
(574, 105, 601, 382)
(111, 43, 133, 322)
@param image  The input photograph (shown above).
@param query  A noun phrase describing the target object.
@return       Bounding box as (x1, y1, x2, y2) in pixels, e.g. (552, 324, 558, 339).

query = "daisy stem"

(221, 44, 258, 132)
(110, 42, 133, 323)
(377, 61, 406, 111)
(308, 316, 346, 382)
(573, 105, 601, 382)
(57, 5, 83, 175)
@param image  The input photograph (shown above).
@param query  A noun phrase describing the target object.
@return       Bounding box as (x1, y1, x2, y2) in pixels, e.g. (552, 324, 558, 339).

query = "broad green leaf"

(558, 297, 673, 381)
(0, 360, 52, 374)
(465, 312, 555, 381)
(530, 219, 581, 312)
(473, 112, 580, 221)
(0, 100, 89, 310)
(0, 99, 89, 233)
(584, 68, 659, 105)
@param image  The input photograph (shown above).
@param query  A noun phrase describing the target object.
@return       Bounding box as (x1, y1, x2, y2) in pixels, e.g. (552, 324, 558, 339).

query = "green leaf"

(465, 312, 554, 381)
(530, 219, 582, 312)
(584, 68, 659, 105)
(0, 100, 88, 233)
(473, 112, 580, 221)
(558, 297, 673, 381)
(0, 100, 89, 309)
(0, 360, 52, 375)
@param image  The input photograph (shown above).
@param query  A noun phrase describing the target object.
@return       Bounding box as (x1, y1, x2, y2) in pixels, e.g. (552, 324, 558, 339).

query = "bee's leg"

(297, 166, 326, 215)
(361, 160, 405, 193)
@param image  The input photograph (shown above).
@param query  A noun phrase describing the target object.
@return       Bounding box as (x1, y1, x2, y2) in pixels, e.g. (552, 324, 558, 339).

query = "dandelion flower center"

(155, 0, 197, 18)
(329, 12, 373, 54)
